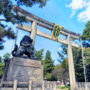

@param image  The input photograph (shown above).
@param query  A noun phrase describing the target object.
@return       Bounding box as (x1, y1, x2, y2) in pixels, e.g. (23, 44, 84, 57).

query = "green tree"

(81, 21, 90, 47)
(56, 44, 69, 83)
(52, 64, 62, 81)
(0, 63, 4, 78)
(57, 44, 67, 63)
(52, 58, 69, 83)
(0, 27, 16, 50)
(3, 53, 10, 59)
(73, 47, 90, 82)
(44, 50, 54, 80)
(84, 48, 90, 65)
(72, 47, 84, 82)
(0, 53, 10, 78)
(0, 0, 48, 22)
(0, 53, 10, 64)
(0, 56, 2, 63)
(81, 21, 90, 41)
(84, 48, 90, 81)
(0, 0, 48, 50)
(35, 49, 44, 63)
(81, 21, 90, 81)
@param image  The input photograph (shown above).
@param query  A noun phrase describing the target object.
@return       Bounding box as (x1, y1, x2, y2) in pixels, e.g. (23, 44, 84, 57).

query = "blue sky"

(0, 0, 89, 65)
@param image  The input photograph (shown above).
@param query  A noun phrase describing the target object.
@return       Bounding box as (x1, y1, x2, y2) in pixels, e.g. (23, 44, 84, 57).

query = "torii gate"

(14, 5, 80, 90)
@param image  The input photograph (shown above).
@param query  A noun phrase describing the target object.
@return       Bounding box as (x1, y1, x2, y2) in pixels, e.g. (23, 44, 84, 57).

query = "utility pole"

(80, 38, 87, 90)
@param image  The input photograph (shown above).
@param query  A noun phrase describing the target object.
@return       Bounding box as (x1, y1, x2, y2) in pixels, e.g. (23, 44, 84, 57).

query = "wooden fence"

(76, 82, 90, 90)
(0, 80, 56, 90)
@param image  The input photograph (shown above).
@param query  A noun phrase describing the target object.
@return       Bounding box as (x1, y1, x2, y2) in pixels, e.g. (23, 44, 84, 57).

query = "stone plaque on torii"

(14, 5, 80, 90)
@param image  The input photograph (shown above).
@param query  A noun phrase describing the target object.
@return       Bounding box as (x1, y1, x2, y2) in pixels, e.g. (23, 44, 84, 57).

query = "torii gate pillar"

(30, 21, 37, 45)
(67, 35, 76, 90)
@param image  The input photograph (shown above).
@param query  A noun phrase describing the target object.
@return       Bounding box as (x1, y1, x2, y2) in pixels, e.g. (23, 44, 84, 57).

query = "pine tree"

(72, 47, 85, 82)
(44, 50, 54, 80)
(35, 49, 44, 63)
(0, 26, 16, 50)
(0, 0, 48, 50)
(0, 0, 48, 23)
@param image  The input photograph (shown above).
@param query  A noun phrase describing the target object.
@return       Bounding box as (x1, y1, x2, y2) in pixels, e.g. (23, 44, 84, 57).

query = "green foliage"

(35, 49, 54, 80)
(52, 64, 62, 80)
(73, 47, 90, 82)
(53, 24, 61, 37)
(0, 25, 16, 50)
(81, 22, 90, 48)
(57, 44, 67, 63)
(45, 73, 52, 80)
(0, 63, 4, 78)
(3, 53, 10, 59)
(72, 47, 85, 82)
(44, 50, 54, 80)
(0, 53, 10, 64)
(0, 53, 10, 78)
(86, 64, 90, 81)
(0, 42, 4, 50)
(35, 49, 44, 63)
(55, 44, 68, 82)
(84, 48, 90, 81)
(0, 0, 48, 23)
(0, 56, 2, 63)
(81, 21, 90, 40)
(44, 50, 54, 73)
(84, 48, 90, 65)
(0, 26, 16, 40)
(57, 42, 90, 82)
(0, 0, 48, 50)
(16, 0, 48, 7)
(57, 86, 70, 90)
(80, 21, 90, 81)
(52, 59, 69, 83)
(52, 24, 63, 41)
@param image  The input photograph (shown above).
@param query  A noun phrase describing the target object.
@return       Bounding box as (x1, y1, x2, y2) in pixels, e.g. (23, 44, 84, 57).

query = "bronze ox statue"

(12, 35, 36, 59)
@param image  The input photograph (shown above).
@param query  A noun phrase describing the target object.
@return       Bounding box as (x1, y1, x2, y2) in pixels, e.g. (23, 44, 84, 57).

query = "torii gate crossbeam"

(17, 25, 79, 48)
(14, 5, 80, 90)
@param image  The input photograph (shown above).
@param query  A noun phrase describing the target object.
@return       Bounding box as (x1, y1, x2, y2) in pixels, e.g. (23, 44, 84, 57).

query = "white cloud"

(78, 3, 90, 22)
(67, 0, 87, 10)
(70, 10, 76, 18)
(67, 0, 90, 22)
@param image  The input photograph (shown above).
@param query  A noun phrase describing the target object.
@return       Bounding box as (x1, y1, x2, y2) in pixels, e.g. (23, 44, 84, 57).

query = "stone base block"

(3, 57, 43, 82)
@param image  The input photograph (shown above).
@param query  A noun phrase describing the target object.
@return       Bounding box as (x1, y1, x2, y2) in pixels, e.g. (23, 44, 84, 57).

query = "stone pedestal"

(3, 57, 43, 82)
